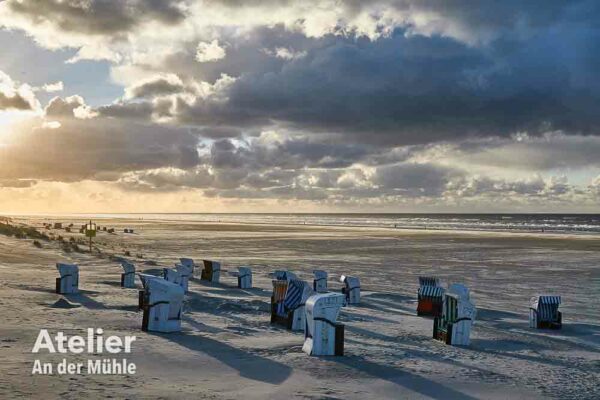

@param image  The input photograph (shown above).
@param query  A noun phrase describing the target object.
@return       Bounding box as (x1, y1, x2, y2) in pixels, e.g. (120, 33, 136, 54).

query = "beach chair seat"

(313, 270, 328, 293)
(237, 266, 252, 289)
(529, 296, 562, 329)
(417, 276, 445, 317)
(139, 274, 184, 333)
(340, 275, 360, 305)
(55, 263, 79, 294)
(433, 284, 476, 346)
(120, 261, 136, 288)
(303, 293, 346, 356)
(201, 260, 221, 283)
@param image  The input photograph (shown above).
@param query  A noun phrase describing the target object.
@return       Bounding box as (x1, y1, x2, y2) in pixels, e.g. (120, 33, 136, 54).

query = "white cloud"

(42, 81, 64, 93)
(195, 40, 226, 63)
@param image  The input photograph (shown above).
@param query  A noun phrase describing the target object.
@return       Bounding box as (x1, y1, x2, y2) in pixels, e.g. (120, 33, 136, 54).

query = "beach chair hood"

(121, 261, 135, 274)
(56, 263, 78, 278)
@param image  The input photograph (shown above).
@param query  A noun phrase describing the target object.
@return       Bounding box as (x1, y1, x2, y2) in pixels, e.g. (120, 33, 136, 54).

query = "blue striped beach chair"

(417, 276, 445, 317)
(529, 296, 562, 329)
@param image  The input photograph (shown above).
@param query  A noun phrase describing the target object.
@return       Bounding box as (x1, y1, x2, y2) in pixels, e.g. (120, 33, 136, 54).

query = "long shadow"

(156, 331, 292, 384)
(335, 356, 480, 400)
(64, 292, 109, 310)
(189, 278, 271, 298)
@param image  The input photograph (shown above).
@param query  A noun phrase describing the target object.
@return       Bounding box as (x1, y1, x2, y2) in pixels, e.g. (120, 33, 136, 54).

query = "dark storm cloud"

(125, 75, 186, 99)
(6, 0, 186, 36)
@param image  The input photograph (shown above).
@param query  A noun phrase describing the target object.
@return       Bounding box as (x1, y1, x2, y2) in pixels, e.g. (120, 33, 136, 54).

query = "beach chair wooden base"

(55, 277, 62, 294)
(334, 323, 344, 356)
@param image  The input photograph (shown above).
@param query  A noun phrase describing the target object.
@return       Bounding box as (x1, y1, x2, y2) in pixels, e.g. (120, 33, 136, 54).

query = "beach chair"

(179, 258, 196, 276)
(417, 276, 445, 317)
(201, 260, 221, 283)
(139, 274, 184, 333)
(340, 275, 360, 305)
(313, 270, 328, 293)
(55, 263, 79, 294)
(237, 266, 252, 289)
(285, 279, 314, 331)
(120, 261, 136, 288)
(272, 270, 297, 281)
(303, 292, 346, 356)
(138, 274, 161, 310)
(175, 263, 193, 292)
(433, 284, 476, 346)
(529, 296, 562, 329)
(163, 267, 189, 292)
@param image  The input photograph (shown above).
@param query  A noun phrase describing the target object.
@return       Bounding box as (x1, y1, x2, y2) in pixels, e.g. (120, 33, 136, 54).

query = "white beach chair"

(55, 263, 79, 294)
(237, 266, 253, 289)
(201, 260, 221, 283)
(163, 268, 187, 292)
(529, 295, 562, 329)
(303, 292, 346, 356)
(340, 275, 360, 305)
(433, 283, 477, 346)
(175, 263, 193, 293)
(139, 274, 184, 333)
(179, 258, 196, 276)
(120, 261, 136, 288)
(313, 270, 328, 293)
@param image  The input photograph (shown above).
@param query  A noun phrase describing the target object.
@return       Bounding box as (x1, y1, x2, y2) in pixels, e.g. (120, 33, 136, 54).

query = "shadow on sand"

(335, 356, 479, 400)
(154, 330, 293, 384)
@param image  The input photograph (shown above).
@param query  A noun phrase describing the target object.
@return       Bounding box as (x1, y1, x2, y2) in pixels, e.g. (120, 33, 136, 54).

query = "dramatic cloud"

(1, 1, 599, 211)
(0, 70, 38, 111)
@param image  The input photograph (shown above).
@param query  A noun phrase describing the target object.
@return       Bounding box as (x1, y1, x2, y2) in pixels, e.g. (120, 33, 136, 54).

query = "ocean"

(21, 213, 600, 235)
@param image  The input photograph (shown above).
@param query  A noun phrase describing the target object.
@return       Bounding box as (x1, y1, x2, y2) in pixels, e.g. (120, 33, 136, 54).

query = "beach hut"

(340, 275, 360, 305)
(433, 284, 476, 346)
(120, 261, 136, 288)
(201, 260, 221, 283)
(139, 274, 184, 333)
(529, 296, 562, 329)
(237, 266, 252, 289)
(55, 263, 79, 294)
(174, 263, 193, 292)
(303, 292, 346, 356)
(179, 258, 196, 276)
(417, 276, 445, 317)
(313, 270, 328, 293)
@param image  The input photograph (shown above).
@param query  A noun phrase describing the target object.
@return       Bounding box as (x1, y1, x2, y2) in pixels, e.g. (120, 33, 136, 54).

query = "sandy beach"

(0, 216, 599, 399)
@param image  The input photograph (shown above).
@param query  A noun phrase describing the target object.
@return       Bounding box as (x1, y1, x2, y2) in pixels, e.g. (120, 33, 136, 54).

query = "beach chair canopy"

(138, 273, 161, 289)
(419, 276, 440, 287)
(418, 285, 445, 298)
(179, 258, 195, 268)
(238, 266, 251, 277)
(314, 270, 327, 280)
(203, 260, 221, 271)
(447, 283, 470, 301)
(284, 279, 314, 311)
(530, 296, 561, 321)
(121, 261, 135, 274)
(164, 268, 182, 284)
(306, 292, 345, 324)
(56, 263, 78, 277)
(340, 275, 360, 290)
(175, 263, 193, 277)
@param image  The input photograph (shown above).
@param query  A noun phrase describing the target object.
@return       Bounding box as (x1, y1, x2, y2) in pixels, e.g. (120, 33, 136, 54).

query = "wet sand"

(0, 217, 599, 399)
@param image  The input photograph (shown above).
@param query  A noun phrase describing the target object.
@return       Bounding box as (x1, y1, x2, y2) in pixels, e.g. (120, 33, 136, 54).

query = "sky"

(0, 0, 599, 213)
